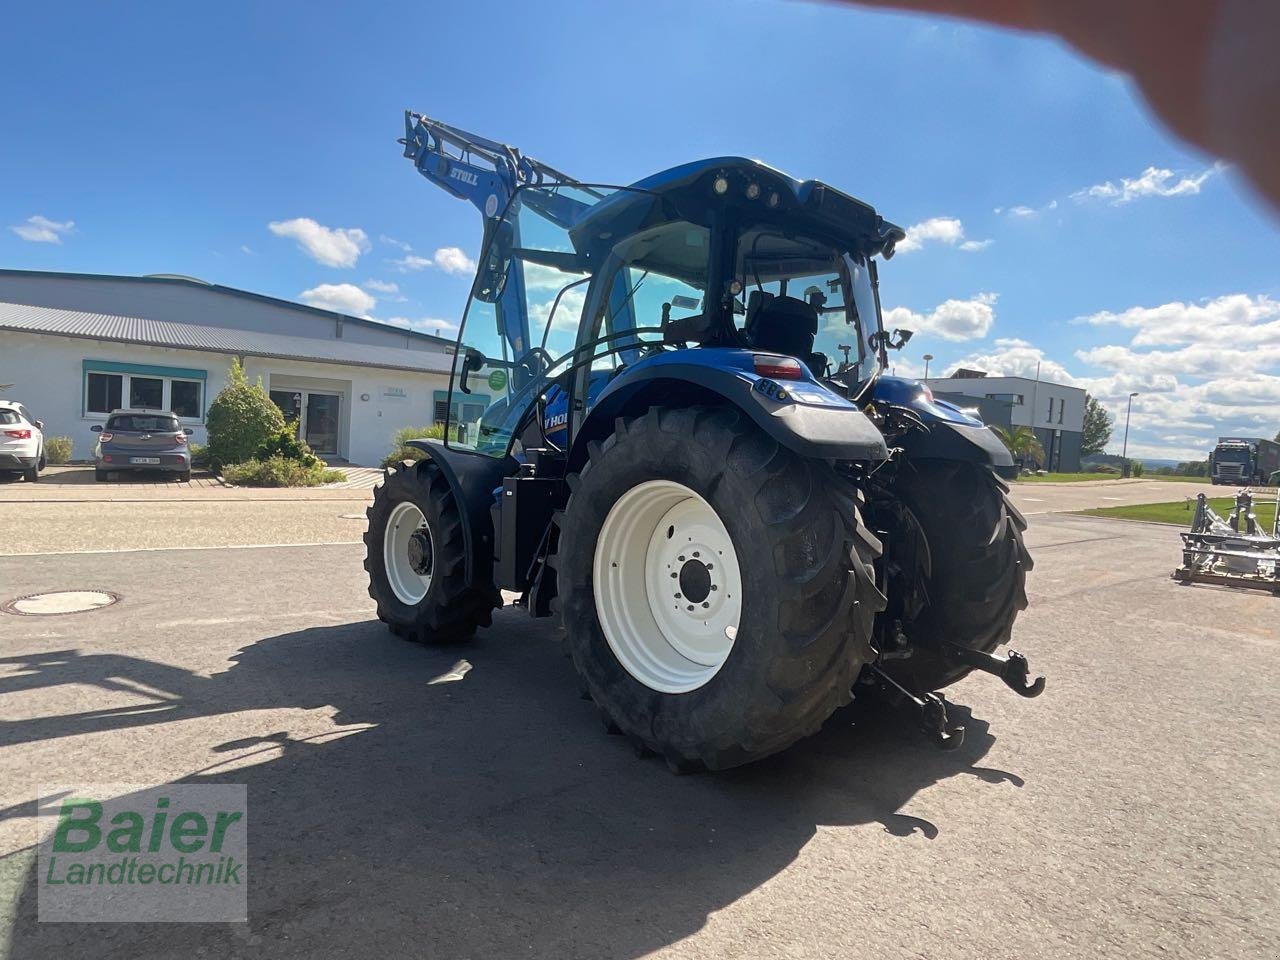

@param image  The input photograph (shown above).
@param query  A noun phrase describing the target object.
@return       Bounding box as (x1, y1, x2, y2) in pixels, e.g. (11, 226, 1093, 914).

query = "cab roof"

(568, 157, 905, 259)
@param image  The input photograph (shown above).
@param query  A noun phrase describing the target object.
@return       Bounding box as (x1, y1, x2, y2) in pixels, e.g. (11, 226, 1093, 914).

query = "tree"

(1081, 393, 1114, 457)
(993, 425, 1045, 468)
(205, 359, 286, 468)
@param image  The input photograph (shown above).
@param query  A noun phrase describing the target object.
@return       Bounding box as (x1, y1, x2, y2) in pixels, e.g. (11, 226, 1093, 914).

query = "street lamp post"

(1122, 392, 1139, 460)
(922, 354, 934, 381)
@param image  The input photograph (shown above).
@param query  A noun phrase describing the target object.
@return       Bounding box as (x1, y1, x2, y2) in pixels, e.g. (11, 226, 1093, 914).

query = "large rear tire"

(363, 459, 500, 644)
(555, 406, 885, 771)
(881, 460, 1032, 693)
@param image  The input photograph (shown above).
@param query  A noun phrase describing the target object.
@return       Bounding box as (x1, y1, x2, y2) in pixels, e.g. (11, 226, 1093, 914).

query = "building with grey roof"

(0, 269, 465, 466)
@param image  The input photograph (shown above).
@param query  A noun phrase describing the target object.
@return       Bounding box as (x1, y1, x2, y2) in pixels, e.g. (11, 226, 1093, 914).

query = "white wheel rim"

(593, 479, 743, 694)
(384, 501, 434, 605)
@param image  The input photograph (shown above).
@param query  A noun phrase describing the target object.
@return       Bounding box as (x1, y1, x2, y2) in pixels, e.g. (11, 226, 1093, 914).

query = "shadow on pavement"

(3, 610, 1021, 959)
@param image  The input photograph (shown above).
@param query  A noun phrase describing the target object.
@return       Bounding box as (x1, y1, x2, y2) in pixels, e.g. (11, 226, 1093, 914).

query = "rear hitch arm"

(943, 642, 1045, 698)
(866, 666, 965, 750)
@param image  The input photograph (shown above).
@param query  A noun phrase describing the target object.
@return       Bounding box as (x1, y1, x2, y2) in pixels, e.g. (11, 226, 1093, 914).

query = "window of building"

(171, 380, 202, 419)
(83, 361, 207, 421)
(432, 390, 490, 428)
(86, 372, 124, 414)
(129, 376, 164, 409)
(1058, 399, 1064, 424)
(985, 392, 1024, 404)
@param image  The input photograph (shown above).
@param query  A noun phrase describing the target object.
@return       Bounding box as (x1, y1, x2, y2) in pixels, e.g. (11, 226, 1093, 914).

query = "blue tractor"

(365, 113, 1042, 771)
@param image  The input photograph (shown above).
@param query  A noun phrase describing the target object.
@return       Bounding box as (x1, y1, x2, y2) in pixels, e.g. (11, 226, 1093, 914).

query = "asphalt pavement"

(0, 492, 1275, 959)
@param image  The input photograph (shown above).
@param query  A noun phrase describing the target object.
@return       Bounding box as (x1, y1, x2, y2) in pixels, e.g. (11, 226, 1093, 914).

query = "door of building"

(269, 389, 341, 456)
(304, 392, 340, 455)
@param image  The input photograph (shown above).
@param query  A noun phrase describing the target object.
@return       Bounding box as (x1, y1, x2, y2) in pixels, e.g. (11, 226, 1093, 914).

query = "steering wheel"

(515, 347, 555, 381)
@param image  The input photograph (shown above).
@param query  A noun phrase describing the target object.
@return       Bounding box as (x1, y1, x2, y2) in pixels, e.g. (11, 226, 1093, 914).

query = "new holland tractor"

(365, 113, 1042, 771)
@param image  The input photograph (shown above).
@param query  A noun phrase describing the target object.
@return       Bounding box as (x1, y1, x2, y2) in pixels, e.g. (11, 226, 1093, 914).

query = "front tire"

(363, 459, 500, 644)
(555, 406, 885, 771)
(881, 460, 1032, 693)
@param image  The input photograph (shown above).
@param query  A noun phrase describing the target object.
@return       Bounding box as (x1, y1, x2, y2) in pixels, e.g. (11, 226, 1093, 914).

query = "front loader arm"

(398, 111, 596, 361)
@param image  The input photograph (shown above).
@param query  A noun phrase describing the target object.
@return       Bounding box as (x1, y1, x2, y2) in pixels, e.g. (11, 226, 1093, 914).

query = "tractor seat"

(744, 291, 823, 372)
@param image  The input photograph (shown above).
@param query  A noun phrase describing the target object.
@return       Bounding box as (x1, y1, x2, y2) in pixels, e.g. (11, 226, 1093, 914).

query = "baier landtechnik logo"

(38, 784, 247, 922)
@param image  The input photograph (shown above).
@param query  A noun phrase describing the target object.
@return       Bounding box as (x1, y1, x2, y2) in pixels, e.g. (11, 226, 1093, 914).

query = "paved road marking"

(1019, 497, 1045, 502)
(1101, 496, 1126, 500)
(1, 540, 363, 558)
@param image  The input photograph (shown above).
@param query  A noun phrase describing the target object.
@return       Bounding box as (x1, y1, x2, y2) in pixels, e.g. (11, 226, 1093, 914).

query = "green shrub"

(205, 360, 286, 469)
(189, 443, 211, 468)
(221, 455, 345, 487)
(256, 426, 321, 467)
(1130, 460, 1145, 477)
(382, 423, 446, 468)
(44, 436, 73, 464)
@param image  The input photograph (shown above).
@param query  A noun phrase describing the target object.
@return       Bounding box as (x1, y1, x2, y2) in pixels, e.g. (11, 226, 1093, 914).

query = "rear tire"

(363, 459, 500, 644)
(555, 406, 885, 771)
(95, 469, 108, 483)
(23, 464, 39, 483)
(881, 460, 1032, 693)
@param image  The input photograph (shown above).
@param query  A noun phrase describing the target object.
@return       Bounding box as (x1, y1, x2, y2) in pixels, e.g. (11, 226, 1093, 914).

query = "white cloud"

(1070, 291, 1279, 458)
(883, 292, 997, 341)
(362, 279, 406, 301)
(240, 245, 255, 255)
(896, 216, 989, 254)
(432, 246, 475, 275)
(1078, 293, 1280, 348)
(390, 254, 433, 271)
(523, 260, 588, 291)
(391, 246, 476, 275)
(918, 290, 1278, 460)
(379, 234, 413, 251)
(529, 288, 587, 333)
(959, 239, 993, 252)
(269, 218, 370, 268)
(298, 283, 376, 317)
(10, 215, 75, 243)
(946, 337, 1078, 383)
(1002, 199, 1056, 218)
(1071, 162, 1224, 205)
(386, 316, 459, 337)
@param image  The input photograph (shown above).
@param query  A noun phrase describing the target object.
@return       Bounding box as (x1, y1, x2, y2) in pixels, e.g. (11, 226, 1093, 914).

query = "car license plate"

(129, 457, 161, 465)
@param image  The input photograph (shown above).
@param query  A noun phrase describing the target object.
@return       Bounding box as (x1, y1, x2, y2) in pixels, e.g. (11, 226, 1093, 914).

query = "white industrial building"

(924, 369, 1086, 472)
(0, 269, 457, 467)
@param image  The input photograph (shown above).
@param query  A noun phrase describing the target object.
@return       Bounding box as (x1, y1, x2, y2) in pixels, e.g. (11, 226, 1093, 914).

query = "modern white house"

(924, 369, 1086, 471)
(0, 269, 460, 467)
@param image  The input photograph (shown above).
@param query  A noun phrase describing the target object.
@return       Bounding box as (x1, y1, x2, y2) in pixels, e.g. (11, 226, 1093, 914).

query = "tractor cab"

(441, 158, 905, 461)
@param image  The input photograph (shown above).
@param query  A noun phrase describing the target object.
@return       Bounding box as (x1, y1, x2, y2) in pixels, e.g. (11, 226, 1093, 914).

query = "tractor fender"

(871, 376, 1018, 478)
(569, 349, 888, 471)
(405, 438, 508, 587)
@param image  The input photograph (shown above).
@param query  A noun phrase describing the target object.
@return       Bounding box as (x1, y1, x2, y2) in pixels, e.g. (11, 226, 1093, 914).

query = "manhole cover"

(2, 591, 120, 616)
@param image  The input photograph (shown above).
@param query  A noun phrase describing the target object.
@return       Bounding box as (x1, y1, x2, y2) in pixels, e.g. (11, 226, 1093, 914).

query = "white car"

(0, 400, 45, 483)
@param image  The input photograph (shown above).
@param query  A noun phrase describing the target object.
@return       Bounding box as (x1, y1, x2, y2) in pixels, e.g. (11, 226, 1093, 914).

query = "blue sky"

(3, 0, 1278, 458)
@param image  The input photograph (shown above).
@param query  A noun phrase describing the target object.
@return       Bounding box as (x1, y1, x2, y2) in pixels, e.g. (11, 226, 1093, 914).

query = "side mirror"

(183, 428, 194, 436)
(35, 419, 44, 430)
(90, 424, 103, 432)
